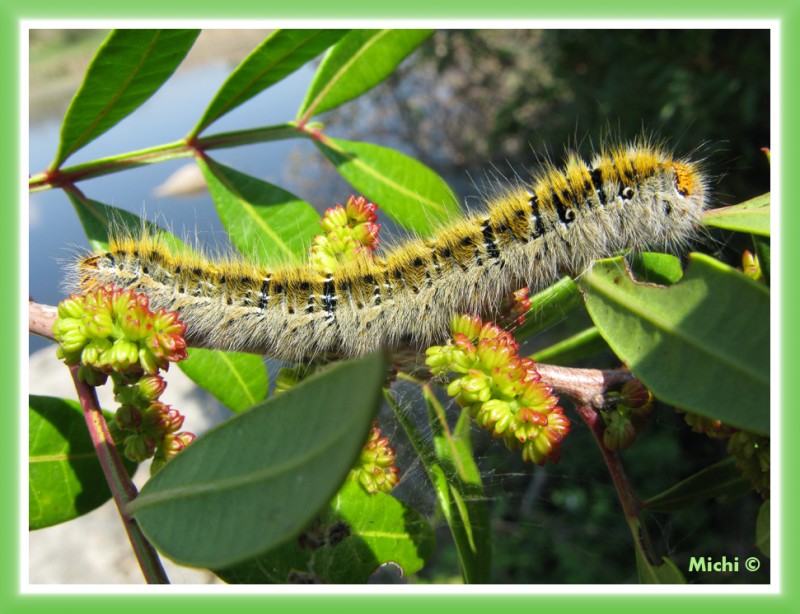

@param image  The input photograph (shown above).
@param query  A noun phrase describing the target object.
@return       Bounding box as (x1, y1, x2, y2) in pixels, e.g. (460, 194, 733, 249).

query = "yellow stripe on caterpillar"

(71, 142, 708, 362)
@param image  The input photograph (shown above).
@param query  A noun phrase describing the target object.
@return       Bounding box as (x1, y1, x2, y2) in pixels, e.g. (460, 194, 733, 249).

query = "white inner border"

(19, 19, 781, 595)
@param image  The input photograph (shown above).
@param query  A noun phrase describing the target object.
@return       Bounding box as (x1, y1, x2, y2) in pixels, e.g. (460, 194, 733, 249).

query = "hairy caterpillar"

(72, 143, 708, 362)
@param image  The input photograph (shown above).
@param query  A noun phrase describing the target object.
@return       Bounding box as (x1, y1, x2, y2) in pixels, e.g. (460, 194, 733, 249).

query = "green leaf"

(643, 457, 752, 513)
(529, 327, 608, 365)
(52, 29, 200, 169)
(198, 156, 320, 265)
(130, 353, 387, 569)
(386, 388, 490, 583)
(581, 254, 769, 434)
(627, 252, 684, 285)
(178, 348, 268, 414)
(426, 391, 491, 584)
(703, 194, 770, 237)
(216, 480, 434, 583)
(317, 137, 460, 235)
(633, 528, 686, 584)
(191, 30, 347, 137)
(514, 277, 583, 341)
(29, 396, 137, 530)
(754, 236, 771, 285)
(756, 500, 770, 557)
(66, 191, 185, 253)
(297, 29, 433, 122)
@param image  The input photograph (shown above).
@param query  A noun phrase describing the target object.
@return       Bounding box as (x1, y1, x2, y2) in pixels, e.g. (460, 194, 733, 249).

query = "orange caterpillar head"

(672, 161, 704, 198)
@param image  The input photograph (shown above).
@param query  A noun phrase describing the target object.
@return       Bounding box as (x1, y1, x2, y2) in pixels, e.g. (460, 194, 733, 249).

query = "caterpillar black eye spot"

(72, 142, 706, 365)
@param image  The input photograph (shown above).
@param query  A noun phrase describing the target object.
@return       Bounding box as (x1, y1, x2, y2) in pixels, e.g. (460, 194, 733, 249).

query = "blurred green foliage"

(349, 30, 769, 205)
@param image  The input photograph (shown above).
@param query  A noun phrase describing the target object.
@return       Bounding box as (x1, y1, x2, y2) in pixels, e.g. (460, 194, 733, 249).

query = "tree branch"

(69, 365, 170, 584)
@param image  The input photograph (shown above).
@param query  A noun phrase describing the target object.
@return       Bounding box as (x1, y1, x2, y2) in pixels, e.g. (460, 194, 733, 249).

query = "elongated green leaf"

(216, 480, 434, 583)
(756, 500, 770, 557)
(52, 29, 200, 169)
(178, 348, 267, 414)
(297, 29, 433, 122)
(633, 527, 686, 584)
(66, 191, 185, 253)
(198, 156, 319, 265)
(130, 353, 387, 568)
(515, 277, 583, 341)
(529, 327, 608, 365)
(317, 137, 460, 235)
(754, 236, 771, 285)
(643, 457, 752, 513)
(29, 396, 137, 529)
(386, 388, 489, 583)
(192, 30, 347, 137)
(581, 254, 769, 434)
(703, 194, 770, 237)
(424, 389, 490, 583)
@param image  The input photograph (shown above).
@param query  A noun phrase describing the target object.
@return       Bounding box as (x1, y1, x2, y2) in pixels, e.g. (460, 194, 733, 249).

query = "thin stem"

(69, 365, 170, 584)
(574, 402, 660, 565)
(29, 123, 311, 193)
(575, 403, 641, 521)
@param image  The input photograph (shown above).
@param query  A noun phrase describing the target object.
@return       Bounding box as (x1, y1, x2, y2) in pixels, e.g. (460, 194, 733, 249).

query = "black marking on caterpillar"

(71, 142, 708, 362)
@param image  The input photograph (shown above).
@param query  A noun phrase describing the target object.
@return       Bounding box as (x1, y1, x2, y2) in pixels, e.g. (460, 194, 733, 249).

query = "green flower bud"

(603, 412, 637, 451)
(77, 364, 108, 387)
(115, 405, 142, 430)
(109, 338, 140, 372)
(57, 296, 86, 319)
(124, 433, 157, 462)
(81, 338, 113, 368)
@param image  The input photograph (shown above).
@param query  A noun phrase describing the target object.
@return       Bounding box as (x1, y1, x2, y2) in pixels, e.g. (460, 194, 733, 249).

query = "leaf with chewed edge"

(581, 254, 769, 435)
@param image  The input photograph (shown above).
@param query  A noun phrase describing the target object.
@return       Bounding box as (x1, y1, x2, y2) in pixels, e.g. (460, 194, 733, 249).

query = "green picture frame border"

(6, 2, 796, 612)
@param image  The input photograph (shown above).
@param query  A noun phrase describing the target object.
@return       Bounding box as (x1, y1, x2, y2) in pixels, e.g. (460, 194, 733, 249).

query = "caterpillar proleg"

(72, 142, 708, 362)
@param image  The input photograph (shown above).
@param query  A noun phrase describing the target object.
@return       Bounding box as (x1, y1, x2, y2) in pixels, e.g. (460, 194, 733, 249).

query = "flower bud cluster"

(426, 314, 570, 465)
(680, 410, 736, 439)
(601, 379, 654, 451)
(350, 421, 400, 494)
(678, 408, 769, 499)
(310, 195, 381, 273)
(53, 285, 194, 473)
(499, 287, 532, 328)
(53, 285, 188, 375)
(276, 365, 399, 493)
(727, 431, 770, 499)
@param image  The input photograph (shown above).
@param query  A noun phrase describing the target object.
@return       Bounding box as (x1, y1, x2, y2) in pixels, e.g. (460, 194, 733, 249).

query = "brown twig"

(28, 301, 57, 341)
(574, 403, 642, 520)
(535, 363, 637, 408)
(69, 365, 170, 584)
